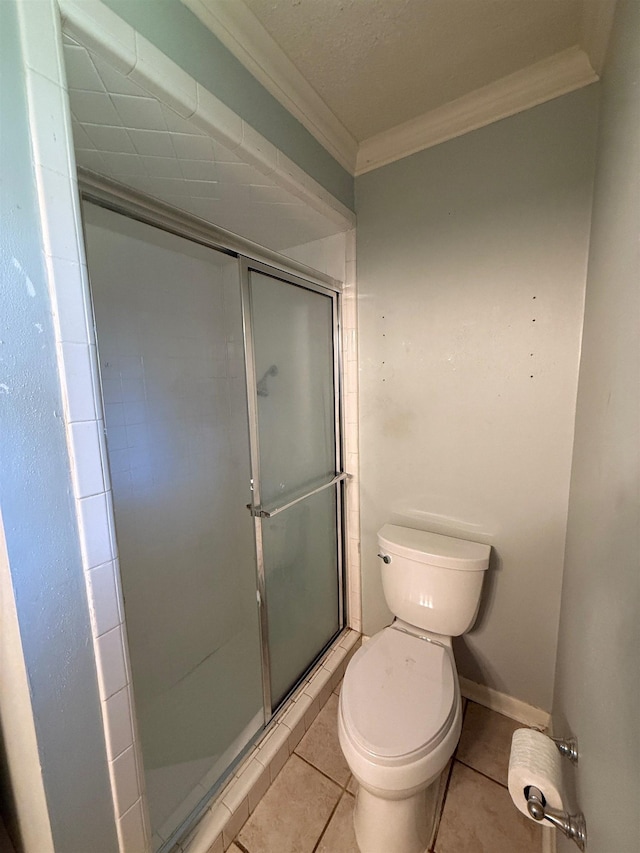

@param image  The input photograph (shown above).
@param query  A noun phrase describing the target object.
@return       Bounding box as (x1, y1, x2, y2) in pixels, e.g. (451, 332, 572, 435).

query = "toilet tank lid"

(377, 525, 490, 571)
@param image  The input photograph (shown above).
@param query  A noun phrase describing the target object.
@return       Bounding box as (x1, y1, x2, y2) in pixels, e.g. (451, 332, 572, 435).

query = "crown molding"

(180, 0, 358, 173)
(176, 5, 599, 180)
(356, 46, 598, 176)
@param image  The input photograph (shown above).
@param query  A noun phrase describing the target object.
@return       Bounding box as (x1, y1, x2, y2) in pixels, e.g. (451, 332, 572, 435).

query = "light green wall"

(355, 87, 599, 711)
(0, 2, 118, 850)
(552, 2, 640, 850)
(102, 0, 355, 211)
(0, 514, 54, 853)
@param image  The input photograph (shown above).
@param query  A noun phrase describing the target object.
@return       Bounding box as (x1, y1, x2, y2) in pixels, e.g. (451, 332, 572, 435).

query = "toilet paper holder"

(526, 785, 587, 850)
(525, 737, 587, 850)
(549, 734, 579, 763)
(509, 729, 587, 850)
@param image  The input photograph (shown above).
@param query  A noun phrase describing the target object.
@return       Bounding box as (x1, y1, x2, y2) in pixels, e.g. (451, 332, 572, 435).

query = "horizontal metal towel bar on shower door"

(247, 472, 349, 518)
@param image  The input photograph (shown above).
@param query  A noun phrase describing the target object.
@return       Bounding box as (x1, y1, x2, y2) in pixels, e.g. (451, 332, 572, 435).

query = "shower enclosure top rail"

(78, 170, 343, 293)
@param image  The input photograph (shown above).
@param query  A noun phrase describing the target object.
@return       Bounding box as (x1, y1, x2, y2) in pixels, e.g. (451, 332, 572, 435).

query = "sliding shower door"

(83, 197, 345, 850)
(243, 263, 344, 709)
(83, 203, 264, 850)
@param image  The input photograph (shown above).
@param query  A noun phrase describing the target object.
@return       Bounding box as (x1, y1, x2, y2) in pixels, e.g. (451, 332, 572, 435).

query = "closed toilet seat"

(340, 627, 457, 768)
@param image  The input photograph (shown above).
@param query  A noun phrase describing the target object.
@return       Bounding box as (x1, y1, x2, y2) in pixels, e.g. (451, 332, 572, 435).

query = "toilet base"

(353, 775, 440, 853)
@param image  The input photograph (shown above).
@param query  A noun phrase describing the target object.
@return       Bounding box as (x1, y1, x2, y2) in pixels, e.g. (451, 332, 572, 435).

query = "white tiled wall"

(343, 229, 361, 632)
(17, 0, 150, 848)
(17, 1, 358, 850)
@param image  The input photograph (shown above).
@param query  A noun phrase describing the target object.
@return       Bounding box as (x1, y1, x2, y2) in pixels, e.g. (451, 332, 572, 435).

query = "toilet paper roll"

(508, 728, 564, 821)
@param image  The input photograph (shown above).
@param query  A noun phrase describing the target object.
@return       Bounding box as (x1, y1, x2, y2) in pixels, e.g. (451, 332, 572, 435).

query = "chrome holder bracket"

(551, 735, 579, 764)
(527, 788, 587, 851)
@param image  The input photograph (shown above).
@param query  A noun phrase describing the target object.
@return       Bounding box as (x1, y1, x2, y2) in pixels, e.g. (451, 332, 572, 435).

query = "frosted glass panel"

(249, 272, 336, 507)
(262, 488, 340, 706)
(83, 204, 263, 848)
(249, 268, 341, 707)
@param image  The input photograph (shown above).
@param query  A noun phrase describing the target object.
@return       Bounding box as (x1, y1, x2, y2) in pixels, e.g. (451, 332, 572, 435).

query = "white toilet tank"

(377, 525, 491, 636)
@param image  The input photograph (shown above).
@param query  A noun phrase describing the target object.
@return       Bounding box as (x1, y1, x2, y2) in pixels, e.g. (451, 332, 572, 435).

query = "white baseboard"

(459, 677, 550, 730)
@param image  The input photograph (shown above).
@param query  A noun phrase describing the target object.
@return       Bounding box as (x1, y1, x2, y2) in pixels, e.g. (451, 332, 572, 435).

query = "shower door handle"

(247, 472, 348, 519)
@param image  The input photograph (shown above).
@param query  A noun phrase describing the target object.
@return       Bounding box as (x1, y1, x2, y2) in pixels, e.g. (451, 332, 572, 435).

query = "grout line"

(293, 752, 346, 792)
(453, 757, 510, 790)
(430, 759, 455, 852)
(290, 747, 352, 853)
(310, 788, 345, 853)
(233, 840, 251, 853)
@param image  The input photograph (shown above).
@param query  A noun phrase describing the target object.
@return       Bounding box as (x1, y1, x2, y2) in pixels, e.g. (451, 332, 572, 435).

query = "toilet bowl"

(339, 525, 490, 853)
(338, 625, 461, 853)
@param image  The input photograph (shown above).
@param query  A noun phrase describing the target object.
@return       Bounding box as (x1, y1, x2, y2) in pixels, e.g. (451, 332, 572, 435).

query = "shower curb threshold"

(178, 628, 361, 853)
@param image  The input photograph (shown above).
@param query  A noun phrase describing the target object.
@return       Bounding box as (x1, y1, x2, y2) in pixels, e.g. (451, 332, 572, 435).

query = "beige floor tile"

(456, 702, 521, 785)
(346, 774, 358, 795)
(435, 762, 542, 853)
(295, 693, 351, 786)
(316, 792, 359, 853)
(237, 754, 341, 853)
(226, 845, 243, 853)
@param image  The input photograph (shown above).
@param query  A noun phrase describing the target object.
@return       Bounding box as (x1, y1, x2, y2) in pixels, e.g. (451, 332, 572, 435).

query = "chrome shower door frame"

(239, 257, 346, 720)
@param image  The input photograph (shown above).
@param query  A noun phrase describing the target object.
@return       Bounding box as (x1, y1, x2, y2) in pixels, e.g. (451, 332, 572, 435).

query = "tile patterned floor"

(232, 687, 544, 853)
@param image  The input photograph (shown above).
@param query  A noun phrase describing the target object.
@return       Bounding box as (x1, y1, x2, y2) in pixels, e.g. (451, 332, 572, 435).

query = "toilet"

(338, 524, 490, 853)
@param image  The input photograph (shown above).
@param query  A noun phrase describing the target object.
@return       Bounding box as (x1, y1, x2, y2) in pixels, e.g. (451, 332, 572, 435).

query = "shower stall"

(82, 196, 345, 850)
